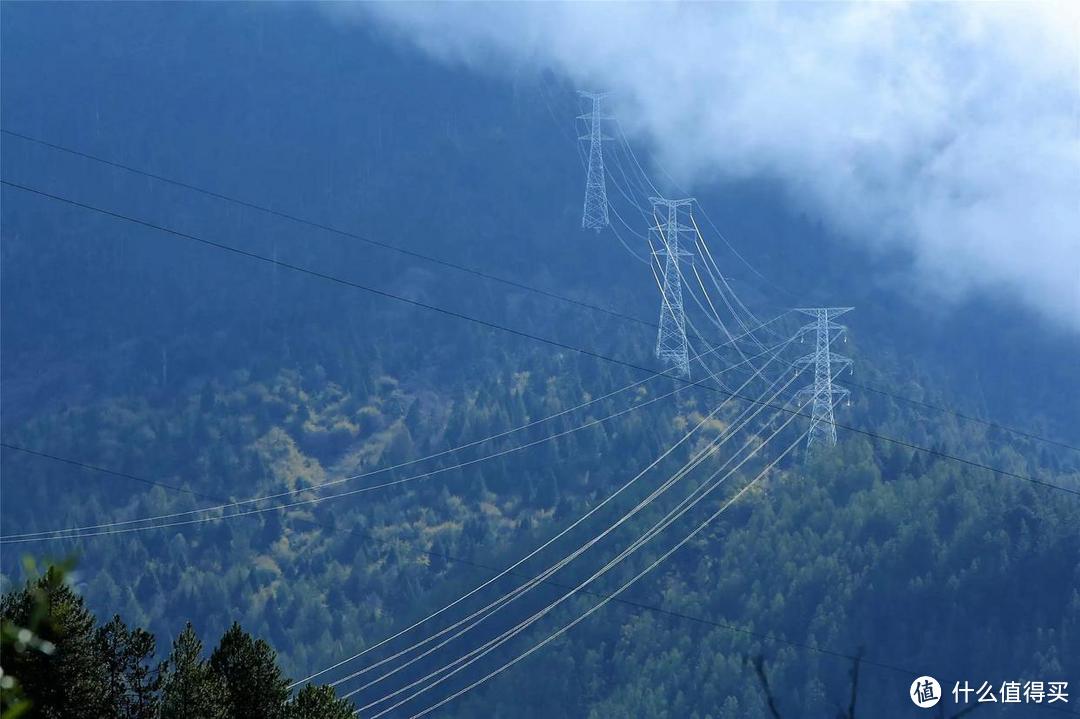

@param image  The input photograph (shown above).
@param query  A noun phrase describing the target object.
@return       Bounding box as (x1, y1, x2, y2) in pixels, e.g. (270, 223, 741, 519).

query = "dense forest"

(2, 3, 1078, 718)
(2, 562, 353, 718)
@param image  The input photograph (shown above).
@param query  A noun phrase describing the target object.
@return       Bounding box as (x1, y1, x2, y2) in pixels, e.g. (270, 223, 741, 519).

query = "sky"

(328, 2, 1080, 334)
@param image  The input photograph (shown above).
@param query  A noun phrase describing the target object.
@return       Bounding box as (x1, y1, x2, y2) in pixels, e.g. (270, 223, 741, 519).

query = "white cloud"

(333, 2, 1080, 332)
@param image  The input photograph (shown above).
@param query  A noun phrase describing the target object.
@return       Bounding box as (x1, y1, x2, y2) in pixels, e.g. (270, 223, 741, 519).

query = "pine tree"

(95, 615, 163, 719)
(286, 684, 355, 719)
(209, 622, 290, 719)
(0, 566, 109, 718)
(160, 623, 227, 719)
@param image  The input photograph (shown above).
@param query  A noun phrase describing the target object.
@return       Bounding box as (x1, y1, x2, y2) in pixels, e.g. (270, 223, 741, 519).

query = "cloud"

(333, 2, 1080, 332)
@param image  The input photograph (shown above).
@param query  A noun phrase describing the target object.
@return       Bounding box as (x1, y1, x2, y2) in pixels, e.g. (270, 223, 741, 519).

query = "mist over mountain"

(350, 2, 1080, 334)
(2, 4, 1077, 718)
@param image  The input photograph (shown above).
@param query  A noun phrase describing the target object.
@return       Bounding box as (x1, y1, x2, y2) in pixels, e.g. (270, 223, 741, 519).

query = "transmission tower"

(793, 307, 853, 452)
(578, 91, 610, 231)
(651, 197, 695, 378)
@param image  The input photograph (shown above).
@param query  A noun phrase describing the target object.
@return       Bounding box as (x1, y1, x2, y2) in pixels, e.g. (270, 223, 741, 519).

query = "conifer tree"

(286, 684, 355, 719)
(209, 622, 290, 719)
(95, 615, 163, 719)
(0, 566, 109, 718)
(160, 623, 227, 719)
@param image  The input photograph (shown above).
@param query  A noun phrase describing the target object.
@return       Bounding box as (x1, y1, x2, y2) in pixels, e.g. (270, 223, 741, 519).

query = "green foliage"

(0, 558, 71, 719)
(209, 623, 290, 719)
(2, 7, 1077, 716)
(286, 685, 354, 719)
(1, 575, 354, 718)
(160, 624, 227, 719)
(2, 355, 1077, 718)
(97, 615, 163, 719)
(0, 564, 108, 718)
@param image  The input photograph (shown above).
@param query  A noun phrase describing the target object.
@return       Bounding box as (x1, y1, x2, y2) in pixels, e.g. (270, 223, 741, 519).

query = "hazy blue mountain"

(2, 4, 1077, 718)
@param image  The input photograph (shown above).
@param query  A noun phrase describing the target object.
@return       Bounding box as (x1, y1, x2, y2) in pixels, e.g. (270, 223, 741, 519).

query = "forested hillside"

(2, 3, 1077, 718)
(2, 562, 354, 718)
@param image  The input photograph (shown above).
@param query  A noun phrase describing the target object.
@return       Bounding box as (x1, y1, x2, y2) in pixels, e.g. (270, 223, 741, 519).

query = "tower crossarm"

(652, 247, 693, 259)
(794, 307, 853, 318)
(794, 385, 850, 405)
(794, 321, 847, 340)
(794, 384, 849, 400)
(830, 355, 853, 371)
(649, 223, 696, 237)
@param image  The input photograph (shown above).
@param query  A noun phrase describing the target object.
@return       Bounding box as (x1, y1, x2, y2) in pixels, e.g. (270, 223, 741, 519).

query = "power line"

(5, 129, 1074, 453)
(3, 128, 1075, 717)
(354, 408, 808, 715)
(2, 179, 1077, 500)
(388, 436, 803, 718)
(2, 324, 787, 543)
(0, 361, 728, 543)
(610, 117, 799, 303)
(5, 437, 1079, 717)
(833, 380, 1080, 454)
(0, 443, 217, 502)
(0, 441, 925, 682)
(325, 366, 799, 695)
(0, 128, 651, 331)
(598, 124, 1080, 454)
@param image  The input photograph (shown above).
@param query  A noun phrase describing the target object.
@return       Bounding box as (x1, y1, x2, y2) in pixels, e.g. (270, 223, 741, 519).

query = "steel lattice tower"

(793, 307, 853, 451)
(578, 91, 610, 231)
(651, 197, 695, 378)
